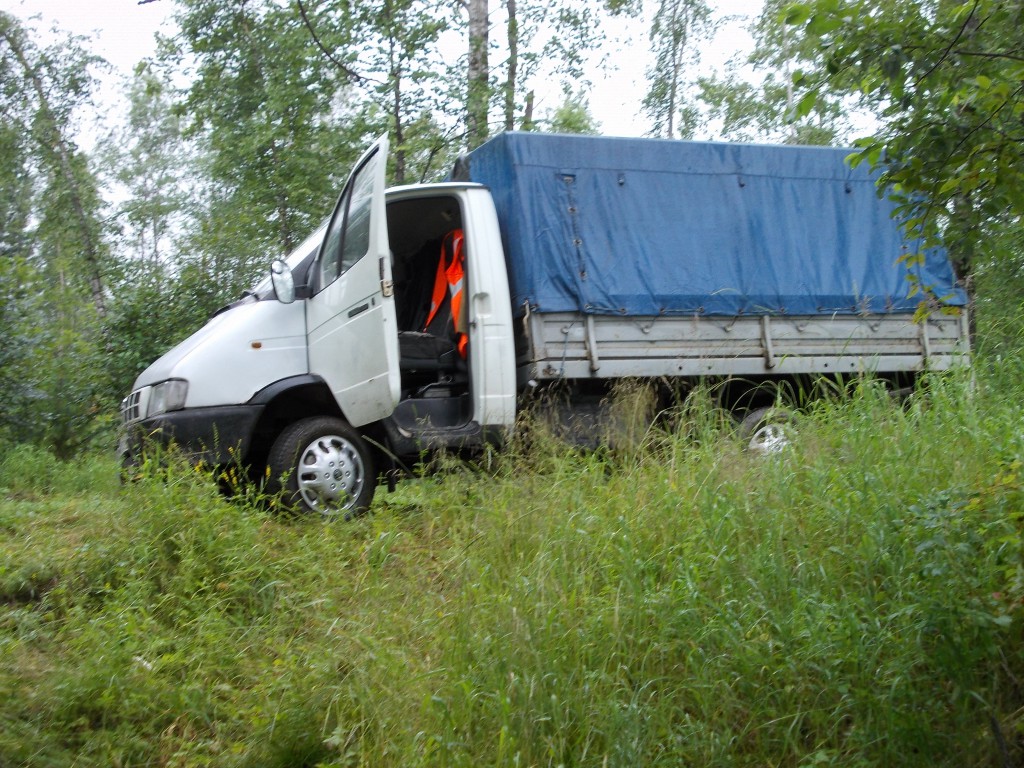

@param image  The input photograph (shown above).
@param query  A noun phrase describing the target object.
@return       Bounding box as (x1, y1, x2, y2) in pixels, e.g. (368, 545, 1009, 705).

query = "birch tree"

(0, 12, 111, 455)
(641, 0, 713, 139)
(172, 0, 362, 282)
(694, 0, 848, 145)
(0, 12, 108, 319)
(465, 0, 490, 147)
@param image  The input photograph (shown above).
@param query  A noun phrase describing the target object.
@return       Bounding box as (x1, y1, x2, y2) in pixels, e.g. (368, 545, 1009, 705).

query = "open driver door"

(306, 136, 400, 426)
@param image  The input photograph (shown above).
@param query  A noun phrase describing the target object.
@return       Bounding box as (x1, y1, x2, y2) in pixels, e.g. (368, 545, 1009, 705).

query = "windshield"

(252, 220, 329, 299)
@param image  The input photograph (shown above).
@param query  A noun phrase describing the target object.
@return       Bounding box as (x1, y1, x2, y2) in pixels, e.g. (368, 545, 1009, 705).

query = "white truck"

(119, 133, 969, 516)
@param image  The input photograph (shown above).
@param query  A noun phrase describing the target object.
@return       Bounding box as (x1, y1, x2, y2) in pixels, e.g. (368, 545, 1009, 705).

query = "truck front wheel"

(267, 416, 376, 518)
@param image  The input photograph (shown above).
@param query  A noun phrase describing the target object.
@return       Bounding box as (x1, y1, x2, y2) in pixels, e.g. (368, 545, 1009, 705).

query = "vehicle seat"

(397, 229, 467, 381)
(398, 331, 460, 372)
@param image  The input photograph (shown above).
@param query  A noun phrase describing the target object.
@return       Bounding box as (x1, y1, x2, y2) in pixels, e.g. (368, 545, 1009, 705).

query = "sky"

(0, 0, 174, 71)
(0, 0, 759, 139)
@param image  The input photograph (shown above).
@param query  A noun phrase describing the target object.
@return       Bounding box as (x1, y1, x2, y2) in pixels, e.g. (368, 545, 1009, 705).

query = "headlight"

(148, 379, 189, 417)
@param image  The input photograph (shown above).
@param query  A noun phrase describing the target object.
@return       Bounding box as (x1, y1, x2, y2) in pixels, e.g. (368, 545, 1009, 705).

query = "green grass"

(2, 360, 1024, 766)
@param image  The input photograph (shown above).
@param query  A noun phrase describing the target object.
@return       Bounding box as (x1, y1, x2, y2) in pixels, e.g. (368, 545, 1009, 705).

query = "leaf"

(912, 301, 930, 323)
(938, 177, 961, 195)
(807, 13, 843, 36)
(795, 89, 817, 119)
(782, 3, 812, 26)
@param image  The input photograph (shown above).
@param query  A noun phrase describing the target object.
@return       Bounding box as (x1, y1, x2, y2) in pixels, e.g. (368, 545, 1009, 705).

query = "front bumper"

(119, 404, 264, 469)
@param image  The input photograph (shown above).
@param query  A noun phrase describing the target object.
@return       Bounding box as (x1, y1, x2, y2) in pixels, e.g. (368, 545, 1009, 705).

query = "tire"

(737, 406, 794, 454)
(266, 416, 376, 518)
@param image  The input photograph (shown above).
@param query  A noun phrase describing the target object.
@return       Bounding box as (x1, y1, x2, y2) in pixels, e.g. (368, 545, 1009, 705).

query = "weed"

(4, 359, 1024, 765)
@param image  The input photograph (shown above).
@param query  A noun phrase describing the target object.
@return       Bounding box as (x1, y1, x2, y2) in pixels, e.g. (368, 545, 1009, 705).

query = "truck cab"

(120, 137, 517, 516)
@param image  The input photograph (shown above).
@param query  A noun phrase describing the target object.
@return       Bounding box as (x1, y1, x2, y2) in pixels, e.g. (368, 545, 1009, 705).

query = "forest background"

(1, 0, 1020, 453)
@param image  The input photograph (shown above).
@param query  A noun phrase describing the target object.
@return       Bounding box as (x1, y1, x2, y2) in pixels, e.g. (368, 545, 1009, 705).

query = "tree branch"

(295, 0, 364, 83)
(913, 0, 979, 88)
(950, 48, 1024, 64)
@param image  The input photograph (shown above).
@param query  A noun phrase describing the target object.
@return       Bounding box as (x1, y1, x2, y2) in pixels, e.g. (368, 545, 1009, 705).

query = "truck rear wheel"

(738, 406, 794, 454)
(267, 416, 376, 518)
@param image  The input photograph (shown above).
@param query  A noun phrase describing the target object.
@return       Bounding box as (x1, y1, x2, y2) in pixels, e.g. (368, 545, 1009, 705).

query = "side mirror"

(270, 259, 295, 304)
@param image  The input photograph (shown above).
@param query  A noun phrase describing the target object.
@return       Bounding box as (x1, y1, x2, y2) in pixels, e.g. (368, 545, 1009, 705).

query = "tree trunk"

(467, 0, 489, 148)
(504, 0, 517, 132)
(386, 2, 406, 185)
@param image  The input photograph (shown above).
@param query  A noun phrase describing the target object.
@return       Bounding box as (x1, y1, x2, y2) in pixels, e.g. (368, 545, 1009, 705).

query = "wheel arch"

(245, 376, 342, 470)
(244, 375, 389, 477)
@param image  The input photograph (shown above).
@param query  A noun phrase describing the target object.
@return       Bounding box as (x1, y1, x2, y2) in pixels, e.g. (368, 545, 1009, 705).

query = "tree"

(345, 0, 450, 183)
(171, 0, 363, 275)
(465, 0, 490, 147)
(101, 63, 193, 267)
(787, 0, 1024, 278)
(504, 0, 520, 131)
(546, 91, 601, 134)
(642, 0, 713, 139)
(0, 13, 114, 456)
(0, 122, 33, 262)
(693, 0, 850, 145)
(99, 64, 212, 389)
(451, 0, 630, 147)
(0, 12, 109, 320)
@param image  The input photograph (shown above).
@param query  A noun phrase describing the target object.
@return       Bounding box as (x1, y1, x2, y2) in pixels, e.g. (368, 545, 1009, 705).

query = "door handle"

(380, 256, 394, 297)
(347, 303, 370, 318)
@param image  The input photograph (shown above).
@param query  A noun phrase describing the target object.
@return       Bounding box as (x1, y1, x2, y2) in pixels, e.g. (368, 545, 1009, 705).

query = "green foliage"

(103, 258, 216, 395)
(0, 259, 115, 458)
(786, 0, 1024, 277)
(0, 12, 109, 317)
(696, 68, 845, 145)
(690, 0, 852, 145)
(642, 0, 714, 139)
(100, 64, 193, 267)
(171, 0, 366, 264)
(0, 122, 33, 260)
(4, 356, 1024, 765)
(0, 14, 117, 454)
(453, 0, 634, 147)
(344, 0, 451, 182)
(545, 92, 602, 134)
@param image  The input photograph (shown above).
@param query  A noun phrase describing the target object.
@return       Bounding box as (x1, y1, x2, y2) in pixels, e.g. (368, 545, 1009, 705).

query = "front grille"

(121, 390, 141, 424)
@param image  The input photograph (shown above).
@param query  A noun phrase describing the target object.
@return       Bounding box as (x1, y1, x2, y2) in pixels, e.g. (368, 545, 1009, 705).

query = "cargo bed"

(465, 133, 971, 389)
(519, 309, 969, 383)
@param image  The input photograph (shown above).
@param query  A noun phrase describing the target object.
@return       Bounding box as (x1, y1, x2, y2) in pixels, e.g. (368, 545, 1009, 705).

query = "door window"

(318, 147, 379, 289)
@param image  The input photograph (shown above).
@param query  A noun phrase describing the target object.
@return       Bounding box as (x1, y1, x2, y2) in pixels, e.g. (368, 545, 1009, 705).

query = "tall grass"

(2, 362, 1024, 766)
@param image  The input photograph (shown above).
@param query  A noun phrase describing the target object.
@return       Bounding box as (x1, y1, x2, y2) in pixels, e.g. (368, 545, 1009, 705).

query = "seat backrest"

(422, 230, 467, 357)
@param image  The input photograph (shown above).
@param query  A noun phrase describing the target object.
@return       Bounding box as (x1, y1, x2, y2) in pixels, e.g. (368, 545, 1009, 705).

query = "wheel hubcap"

(748, 423, 790, 454)
(295, 434, 365, 514)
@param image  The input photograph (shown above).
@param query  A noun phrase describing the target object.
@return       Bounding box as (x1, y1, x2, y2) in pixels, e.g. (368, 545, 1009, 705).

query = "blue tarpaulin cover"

(464, 132, 966, 317)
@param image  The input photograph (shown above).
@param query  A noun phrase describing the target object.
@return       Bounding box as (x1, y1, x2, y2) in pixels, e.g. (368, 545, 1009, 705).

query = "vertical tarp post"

(958, 309, 972, 360)
(585, 314, 601, 373)
(761, 315, 777, 369)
